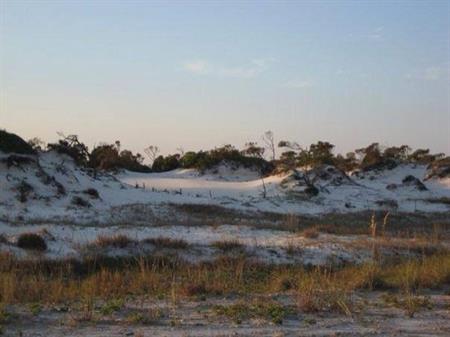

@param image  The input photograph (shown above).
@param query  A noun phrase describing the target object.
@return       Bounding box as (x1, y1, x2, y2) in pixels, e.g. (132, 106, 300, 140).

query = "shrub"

(83, 188, 100, 199)
(71, 196, 91, 208)
(152, 154, 180, 172)
(17, 233, 47, 251)
(0, 130, 35, 154)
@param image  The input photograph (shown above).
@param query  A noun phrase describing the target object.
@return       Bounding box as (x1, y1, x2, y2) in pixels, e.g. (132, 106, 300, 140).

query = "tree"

(89, 143, 120, 170)
(308, 141, 335, 166)
(383, 145, 411, 161)
(47, 133, 90, 166)
(355, 143, 387, 170)
(144, 145, 160, 164)
(241, 142, 265, 158)
(262, 131, 276, 161)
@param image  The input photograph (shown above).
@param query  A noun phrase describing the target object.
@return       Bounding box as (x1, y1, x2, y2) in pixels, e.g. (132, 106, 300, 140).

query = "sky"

(1, 0, 449, 158)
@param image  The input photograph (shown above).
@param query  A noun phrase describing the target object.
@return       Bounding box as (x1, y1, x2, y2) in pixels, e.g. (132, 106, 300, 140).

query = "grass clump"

(296, 269, 352, 315)
(144, 237, 189, 249)
(17, 233, 47, 251)
(93, 234, 135, 249)
(212, 240, 244, 252)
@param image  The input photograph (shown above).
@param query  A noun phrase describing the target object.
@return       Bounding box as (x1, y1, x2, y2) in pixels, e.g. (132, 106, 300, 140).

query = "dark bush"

(17, 233, 47, 251)
(402, 175, 427, 191)
(152, 154, 180, 172)
(71, 196, 91, 208)
(0, 130, 35, 154)
(89, 142, 151, 172)
(178, 145, 274, 175)
(304, 185, 319, 196)
(1, 154, 35, 169)
(83, 188, 100, 199)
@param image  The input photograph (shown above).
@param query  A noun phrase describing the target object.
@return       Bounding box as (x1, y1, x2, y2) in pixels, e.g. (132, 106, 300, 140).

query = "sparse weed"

(100, 298, 124, 315)
(381, 292, 432, 317)
(126, 308, 164, 325)
(213, 300, 295, 325)
(28, 302, 42, 316)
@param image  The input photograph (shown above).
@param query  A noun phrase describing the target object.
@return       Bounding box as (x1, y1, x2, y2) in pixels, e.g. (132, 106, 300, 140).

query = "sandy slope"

(1, 151, 449, 224)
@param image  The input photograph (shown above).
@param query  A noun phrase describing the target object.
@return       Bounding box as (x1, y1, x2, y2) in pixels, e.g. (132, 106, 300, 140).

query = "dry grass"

(296, 270, 352, 315)
(0, 251, 449, 308)
(301, 227, 319, 239)
(93, 234, 135, 248)
(212, 240, 244, 252)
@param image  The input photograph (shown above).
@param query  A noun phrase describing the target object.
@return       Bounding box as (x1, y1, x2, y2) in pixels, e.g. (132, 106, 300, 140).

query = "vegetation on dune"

(1, 129, 448, 177)
(0, 130, 35, 155)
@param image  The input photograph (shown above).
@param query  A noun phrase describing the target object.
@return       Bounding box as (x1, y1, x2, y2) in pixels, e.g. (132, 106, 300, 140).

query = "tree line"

(1, 129, 446, 175)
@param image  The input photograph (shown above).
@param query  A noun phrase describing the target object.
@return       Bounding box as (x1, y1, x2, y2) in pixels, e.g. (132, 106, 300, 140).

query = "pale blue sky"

(1, 0, 449, 156)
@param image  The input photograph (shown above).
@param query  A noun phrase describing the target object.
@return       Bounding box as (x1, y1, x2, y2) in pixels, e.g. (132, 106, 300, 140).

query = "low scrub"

(17, 233, 47, 251)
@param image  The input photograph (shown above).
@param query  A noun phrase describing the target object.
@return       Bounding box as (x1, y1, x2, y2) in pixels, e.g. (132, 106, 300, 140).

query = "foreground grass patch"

(0, 252, 449, 310)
